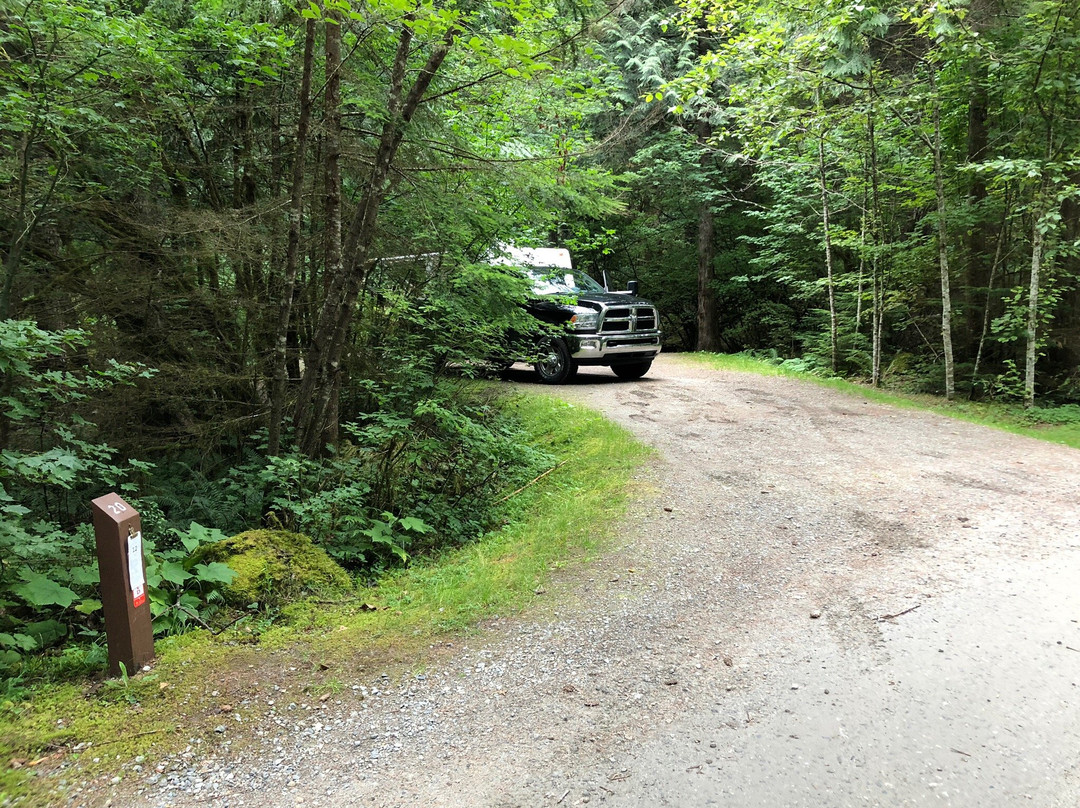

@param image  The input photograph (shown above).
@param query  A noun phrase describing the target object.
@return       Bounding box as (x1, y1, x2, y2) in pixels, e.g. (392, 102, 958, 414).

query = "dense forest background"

(2, 0, 1079, 665)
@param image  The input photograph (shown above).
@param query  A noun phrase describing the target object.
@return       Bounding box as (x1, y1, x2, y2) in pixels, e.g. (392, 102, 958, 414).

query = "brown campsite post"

(91, 492, 154, 676)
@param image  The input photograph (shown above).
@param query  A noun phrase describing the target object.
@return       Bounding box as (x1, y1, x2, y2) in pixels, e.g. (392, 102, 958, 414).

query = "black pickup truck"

(495, 246, 663, 384)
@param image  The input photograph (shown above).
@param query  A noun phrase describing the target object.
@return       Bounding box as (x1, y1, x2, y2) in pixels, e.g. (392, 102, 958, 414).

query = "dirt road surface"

(95, 355, 1080, 808)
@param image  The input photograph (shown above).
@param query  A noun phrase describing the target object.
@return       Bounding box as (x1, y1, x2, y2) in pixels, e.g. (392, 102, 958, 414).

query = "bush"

(218, 378, 554, 568)
(0, 321, 154, 668)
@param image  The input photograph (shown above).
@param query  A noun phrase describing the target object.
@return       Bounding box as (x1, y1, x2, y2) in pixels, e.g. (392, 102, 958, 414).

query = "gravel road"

(83, 354, 1080, 808)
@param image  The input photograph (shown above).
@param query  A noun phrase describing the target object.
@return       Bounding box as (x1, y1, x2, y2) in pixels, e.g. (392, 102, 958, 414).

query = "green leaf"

(192, 562, 236, 585)
(176, 521, 227, 553)
(75, 598, 103, 614)
(0, 632, 37, 651)
(158, 560, 191, 586)
(69, 564, 100, 586)
(398, 516, 432, 534)
(23, 619, 67, 647)
(362, 520, 394, 544)
(11, 571, 78, 608)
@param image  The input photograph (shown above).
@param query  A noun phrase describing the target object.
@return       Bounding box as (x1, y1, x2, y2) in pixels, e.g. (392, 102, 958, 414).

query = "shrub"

(0, 321, 154, 668)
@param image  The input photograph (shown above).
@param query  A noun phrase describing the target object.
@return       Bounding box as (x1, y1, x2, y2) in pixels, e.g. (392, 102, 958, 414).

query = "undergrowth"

(0, 393, 650, 807)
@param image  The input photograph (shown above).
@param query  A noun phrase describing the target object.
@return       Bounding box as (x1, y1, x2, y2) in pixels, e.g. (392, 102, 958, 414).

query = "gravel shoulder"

(77, 354, 1080, 808)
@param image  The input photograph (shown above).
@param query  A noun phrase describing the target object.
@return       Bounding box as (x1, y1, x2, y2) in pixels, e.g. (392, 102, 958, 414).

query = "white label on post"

(127, 531, 146, 608)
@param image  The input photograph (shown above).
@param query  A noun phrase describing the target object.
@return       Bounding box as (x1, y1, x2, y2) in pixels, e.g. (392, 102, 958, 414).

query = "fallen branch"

(495, 460, 570, 504)
(26, 751, 64, 768)
(875, 603, 922, 622)
(174, 604, 250, 636)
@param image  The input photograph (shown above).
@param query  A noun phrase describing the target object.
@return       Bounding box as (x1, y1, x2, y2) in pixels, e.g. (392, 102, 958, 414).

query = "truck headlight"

(569, 309, 599, 331)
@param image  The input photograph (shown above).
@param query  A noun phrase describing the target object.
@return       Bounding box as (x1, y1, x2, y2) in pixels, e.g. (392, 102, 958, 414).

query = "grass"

(684, 352, 1080, 449)
(0, 393, 651, 807)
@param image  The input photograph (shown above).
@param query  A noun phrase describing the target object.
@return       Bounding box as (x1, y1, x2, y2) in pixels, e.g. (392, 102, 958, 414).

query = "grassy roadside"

(0, 394, 651, 807)
(683, 352, 1080, 449)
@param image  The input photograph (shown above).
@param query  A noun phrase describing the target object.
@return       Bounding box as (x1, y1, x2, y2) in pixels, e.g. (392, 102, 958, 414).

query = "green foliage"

(577, 0, 1080, 400)
(142, 522, 238, 635)
(0, 321, 155, 667)
(218, 378, 554, 568)
(1016, 403, 1080, 426)
(0, 0, 628, 672)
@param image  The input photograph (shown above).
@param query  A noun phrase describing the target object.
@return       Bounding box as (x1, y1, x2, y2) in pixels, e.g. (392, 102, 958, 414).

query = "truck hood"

(574, 292, 655, 307)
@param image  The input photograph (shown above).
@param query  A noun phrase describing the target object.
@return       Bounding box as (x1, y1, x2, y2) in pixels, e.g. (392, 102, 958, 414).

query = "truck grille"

(600, 306, 658, 333)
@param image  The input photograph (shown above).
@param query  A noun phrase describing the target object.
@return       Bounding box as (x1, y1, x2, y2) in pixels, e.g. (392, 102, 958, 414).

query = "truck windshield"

(527, 268, 607, 296)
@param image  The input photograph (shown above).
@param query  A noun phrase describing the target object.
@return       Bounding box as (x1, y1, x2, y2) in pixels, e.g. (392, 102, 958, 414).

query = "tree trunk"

(867, 89, 884, 388)
(2, 127, 60, 320)
(855, 252, 864, 333)
(1, 228, 26, 321)
(855, 184, 868, 333)
(267, 18, 316, 457)
(872, 254, 882, 386)
(1025, 209, 1044, 409)
(971, 203, 1009, 393)
(695, 120, 719, 352)
(324, 13, 343, 285)
(295, 25, 456, 456)
(964, 0, 1002, 354)
(321, 9, 344, 449)
(964, 67, 990, 353)
(817, 123, 838, 374)
(931, 79, 956, 400)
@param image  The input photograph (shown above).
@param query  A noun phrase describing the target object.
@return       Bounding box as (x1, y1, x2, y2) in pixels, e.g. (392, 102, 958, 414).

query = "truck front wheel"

(612, 360, 652, 380)
(534, 338, 577, 384)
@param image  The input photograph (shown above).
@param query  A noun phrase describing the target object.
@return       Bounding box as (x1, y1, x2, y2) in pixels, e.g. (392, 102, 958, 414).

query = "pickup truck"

(493, 246, 663, 384)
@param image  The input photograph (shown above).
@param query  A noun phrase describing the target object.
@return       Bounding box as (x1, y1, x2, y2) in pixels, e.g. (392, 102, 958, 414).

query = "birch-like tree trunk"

(867, 91, 883, 387)
(1025, 207, 1045, 409)
(931, 78, 956, 400)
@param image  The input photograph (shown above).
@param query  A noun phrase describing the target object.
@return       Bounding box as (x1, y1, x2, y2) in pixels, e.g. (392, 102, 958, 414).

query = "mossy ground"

(684, 352, 1080, 450)
(0, 393, 650, 807)
(194, 529, 353, 609)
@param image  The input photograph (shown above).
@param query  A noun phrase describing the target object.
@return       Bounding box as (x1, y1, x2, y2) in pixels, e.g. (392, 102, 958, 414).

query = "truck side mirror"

(627, 280, 639, 296)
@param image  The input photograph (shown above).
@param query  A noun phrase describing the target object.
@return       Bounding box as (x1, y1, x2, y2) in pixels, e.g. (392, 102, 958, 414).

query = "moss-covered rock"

(193, 529, 352, 609)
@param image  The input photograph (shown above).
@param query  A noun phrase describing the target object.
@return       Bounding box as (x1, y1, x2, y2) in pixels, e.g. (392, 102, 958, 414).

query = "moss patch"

(194, 530, 352, 609)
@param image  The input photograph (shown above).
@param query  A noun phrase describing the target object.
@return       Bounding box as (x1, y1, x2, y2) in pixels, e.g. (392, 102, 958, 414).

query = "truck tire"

(534, 337, 577, 384)
(612, 360, 652, 380)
